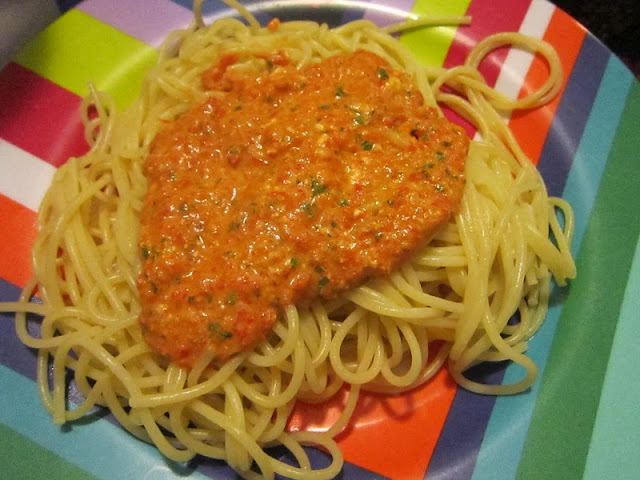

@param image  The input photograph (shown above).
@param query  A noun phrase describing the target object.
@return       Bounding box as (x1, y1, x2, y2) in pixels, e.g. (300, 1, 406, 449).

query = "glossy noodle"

(0, 0, 575, 478)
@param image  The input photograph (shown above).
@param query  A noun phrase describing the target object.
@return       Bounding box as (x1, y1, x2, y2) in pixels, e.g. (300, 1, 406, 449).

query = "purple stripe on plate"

(536, 33, 611, 197)
(424, 365, 505, 480)
(78, 0, 193, 47)
(0, 278, 38, 380)
(0, 278, 93, 407)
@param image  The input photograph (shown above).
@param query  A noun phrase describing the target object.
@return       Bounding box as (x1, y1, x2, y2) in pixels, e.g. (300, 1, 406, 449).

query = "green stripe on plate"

(400, 0, 472, 67)
(0, 423, 98, 480)
(583, 223, 640, 479)
(14, 9, 158, 109)
(517, 81, 640, 480)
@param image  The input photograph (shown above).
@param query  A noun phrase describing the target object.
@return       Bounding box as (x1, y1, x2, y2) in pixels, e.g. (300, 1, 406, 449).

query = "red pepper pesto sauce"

(138, 49, 469, 367)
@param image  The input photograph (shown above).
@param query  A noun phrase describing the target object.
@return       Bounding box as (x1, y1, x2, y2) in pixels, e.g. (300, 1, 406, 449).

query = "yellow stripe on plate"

(401, 0, 472, 67)
(15, 9, 158, 109)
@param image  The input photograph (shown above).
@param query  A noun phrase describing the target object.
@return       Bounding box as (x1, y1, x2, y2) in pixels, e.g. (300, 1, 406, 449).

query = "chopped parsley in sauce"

(138, 49, 468, 367)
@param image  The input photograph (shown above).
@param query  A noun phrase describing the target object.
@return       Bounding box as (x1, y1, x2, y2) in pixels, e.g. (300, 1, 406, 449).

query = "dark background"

(553, 0, 639, 75)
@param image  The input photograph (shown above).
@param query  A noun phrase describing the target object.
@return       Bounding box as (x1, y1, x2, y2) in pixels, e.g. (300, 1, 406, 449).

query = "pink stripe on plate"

(77, 0, 194, 47)
(445, 0, 533, 86)
(0, 63, 87, 168)
(438, 0, 533, 136)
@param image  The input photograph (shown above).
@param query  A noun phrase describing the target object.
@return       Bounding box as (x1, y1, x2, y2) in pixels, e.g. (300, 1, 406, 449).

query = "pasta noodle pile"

(1, 1, 575, 478)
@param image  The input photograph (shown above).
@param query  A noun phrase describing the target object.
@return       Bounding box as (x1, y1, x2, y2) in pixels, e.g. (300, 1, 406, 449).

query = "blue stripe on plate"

(470, 51, 634, 480)
(0, 364, 212, 480)
(469, 36, 632, 480)
(426, 32, 612, 480)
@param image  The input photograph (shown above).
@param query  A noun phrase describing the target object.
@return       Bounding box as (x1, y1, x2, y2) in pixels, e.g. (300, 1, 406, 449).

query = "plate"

(1, 1, 639, 479)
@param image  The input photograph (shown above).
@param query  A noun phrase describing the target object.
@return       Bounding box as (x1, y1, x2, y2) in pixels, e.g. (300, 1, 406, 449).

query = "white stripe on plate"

(493, 0, 555, 100)
(0, 139, 56, 212)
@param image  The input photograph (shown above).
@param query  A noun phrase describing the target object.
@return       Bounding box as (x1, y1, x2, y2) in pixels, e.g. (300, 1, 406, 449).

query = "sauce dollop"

(138, 50, 469, 367)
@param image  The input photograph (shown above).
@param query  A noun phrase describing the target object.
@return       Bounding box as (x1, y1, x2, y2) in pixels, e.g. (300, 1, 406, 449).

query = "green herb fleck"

(443, 141, 452, 147)
(335, 85, 345, 98)
(345, 105, 367, 125)
(435, 184, 445, 193)
(374, 232, 384, 241)
(226, 292, 237, 305)
(290, 257, 299, 268)
(224, 250, 236, 258)
(141, 246, 151, 259)
(234, 105, 242, 111)
(386, 199, 394, 206)
(339, 199, 349, 207)
(301, 203, 314, 217)
(208, 322, 233, 340)
(436, 151, 446, 162)
(315, 265, 325, 274)
(319, 104, 331, 110)
(151, 282, 158, 294)
(169, 170, 177, 181)
(318, 276, 329, 290)
(362, 140, 374, 151)
(311, 178, 327, 196)
(179, 203, 189, 211)
(377, 68, 389, 80)
(331, 221, 338, 228)
(421, 162, 435, 178)
(229, 221, 242, 231)
(188, 296, 195, 303)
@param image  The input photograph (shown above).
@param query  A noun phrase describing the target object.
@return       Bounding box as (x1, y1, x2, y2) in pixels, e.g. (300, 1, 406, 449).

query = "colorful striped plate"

(1, 1, 639, 479)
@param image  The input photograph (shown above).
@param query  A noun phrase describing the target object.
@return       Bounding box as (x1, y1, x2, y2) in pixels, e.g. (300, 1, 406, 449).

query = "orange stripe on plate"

(341, 369, 457, 480)
(0, 194, 37, 288)
(289, 364, 458, 479)
(509, 8, 586, 164)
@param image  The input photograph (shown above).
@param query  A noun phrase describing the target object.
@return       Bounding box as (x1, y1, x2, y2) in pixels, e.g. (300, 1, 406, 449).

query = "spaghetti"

(0, 1, 575, 479)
